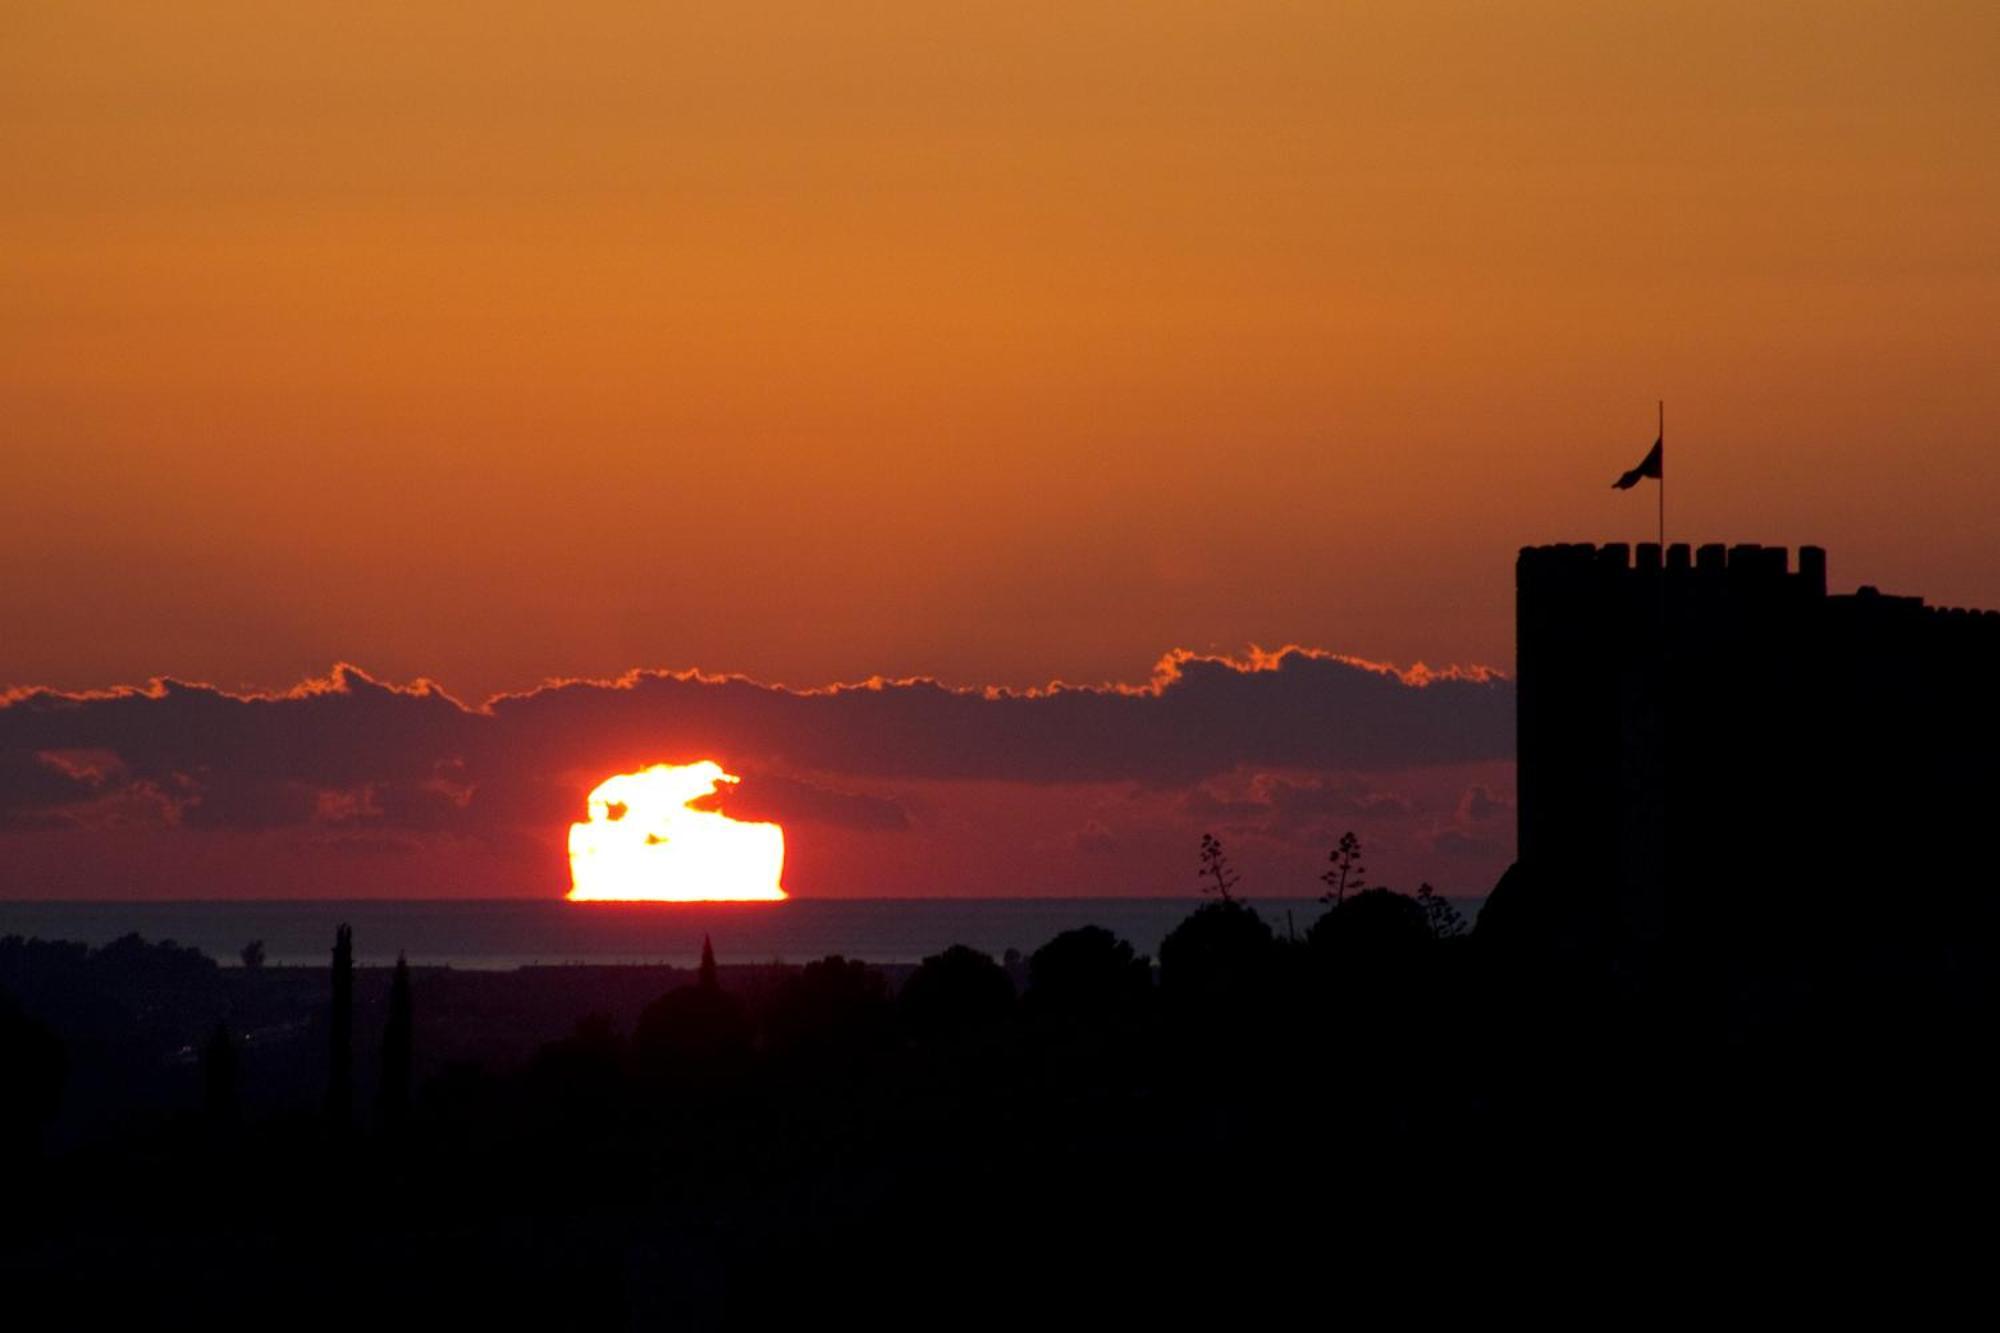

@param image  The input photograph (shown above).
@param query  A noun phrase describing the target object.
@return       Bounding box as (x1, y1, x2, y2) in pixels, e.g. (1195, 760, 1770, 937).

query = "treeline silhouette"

(1, 831, 1989, 1324)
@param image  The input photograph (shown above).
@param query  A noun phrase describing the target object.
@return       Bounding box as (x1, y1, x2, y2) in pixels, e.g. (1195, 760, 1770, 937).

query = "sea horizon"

(0, 895, 1485, 970)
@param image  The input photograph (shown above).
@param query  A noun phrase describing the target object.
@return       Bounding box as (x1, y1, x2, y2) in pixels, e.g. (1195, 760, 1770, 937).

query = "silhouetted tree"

(770, 956, 891, 1061)
(327, 923, 353, 1133)
(1025, 926, 1152, 1025)
(240, 939, 265, 971)
(1198, 833, 1240, 901)
(528, 1013, 628, 1119)
(93, 932, 219, 989)
(900, 945, 1015, 1040)
(1415, 883, 1467, 940)
(1001, 946, 1029, 991)
(0, 988, 64, 1152)
(202, 1020, 239, 1132)
(380, 952, 413, 1136)
(1307, 887, 1432, 963)
(1321, 831, 1367, 906)
(1158, 900, 1274, 1009)
(635, 942, 753, 1083)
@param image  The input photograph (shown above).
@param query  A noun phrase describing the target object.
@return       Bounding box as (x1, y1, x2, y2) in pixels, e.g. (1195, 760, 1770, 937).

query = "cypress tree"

(328, 923, 353, 1133)
(380, 951, 413, 1136)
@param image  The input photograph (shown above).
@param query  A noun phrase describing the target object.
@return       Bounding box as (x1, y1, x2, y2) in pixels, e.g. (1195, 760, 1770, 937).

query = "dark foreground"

(2, 889, 1992, 1326)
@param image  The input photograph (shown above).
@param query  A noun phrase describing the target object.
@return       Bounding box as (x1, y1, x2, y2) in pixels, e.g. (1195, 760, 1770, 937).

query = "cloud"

(1457, 783, 1510, 824)
(1071, 820, 1120, 855)
(695, 773, 910, 833)
(1179, 772, 1416, 843)
(480, 647, 1507, 787)
(1432, 828, 1504, 860)
(0, 651, 1510, 866)
(0, 750, 102, 825)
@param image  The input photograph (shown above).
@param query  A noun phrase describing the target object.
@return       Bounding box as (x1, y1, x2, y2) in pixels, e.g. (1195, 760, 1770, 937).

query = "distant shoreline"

(0, 895, 1486, 970)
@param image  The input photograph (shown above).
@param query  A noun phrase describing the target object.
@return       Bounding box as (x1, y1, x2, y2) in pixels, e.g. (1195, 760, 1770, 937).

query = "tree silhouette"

(1307, 887, 1432, 962)
(1198, 833, 1240, 901)
(528, 1013, 628, 1119)
(769, 955, 890, 1060)
(899, 944, 1015, 1040)
(635, 941, 753, 1084)
(327, 923, 353, 1133)
(1321, 831, 1367, 906)
(1415, 883, 1467, 939)
(0, 988, 65, 1152)
(1025, 926, 1152, 1025)
(380, 951, 413, 1136)
(1158, 899, 1275, 1009)
(240, 939, 265, 971)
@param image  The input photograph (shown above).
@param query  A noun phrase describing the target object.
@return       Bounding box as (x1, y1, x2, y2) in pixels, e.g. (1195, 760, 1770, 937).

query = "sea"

(0, 897, 1484, 970)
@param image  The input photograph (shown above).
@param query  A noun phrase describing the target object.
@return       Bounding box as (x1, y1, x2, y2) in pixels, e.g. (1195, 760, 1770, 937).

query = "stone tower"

(1513, 541, 1997, 975)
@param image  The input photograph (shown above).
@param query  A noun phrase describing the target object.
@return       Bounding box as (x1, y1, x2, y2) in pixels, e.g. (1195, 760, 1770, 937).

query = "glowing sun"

(567, 761, 787, 902)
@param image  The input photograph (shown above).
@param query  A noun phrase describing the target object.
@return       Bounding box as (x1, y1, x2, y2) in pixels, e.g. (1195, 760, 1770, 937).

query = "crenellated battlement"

(1518, 541, 2000, 632)
(1518, 541, 1828, 597)
(1512, 540, 2000, 961)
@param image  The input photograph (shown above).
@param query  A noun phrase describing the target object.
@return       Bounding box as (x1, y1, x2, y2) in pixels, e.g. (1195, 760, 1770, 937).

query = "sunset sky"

(3, 4, 1994, 899)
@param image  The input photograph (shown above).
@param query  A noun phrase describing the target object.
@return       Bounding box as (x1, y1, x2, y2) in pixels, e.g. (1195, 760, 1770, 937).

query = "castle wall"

(1515, 542, 2000, 966)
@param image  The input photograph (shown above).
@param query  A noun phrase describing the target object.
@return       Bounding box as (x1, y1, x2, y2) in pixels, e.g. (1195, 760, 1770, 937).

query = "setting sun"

(566, 761, 786, 902)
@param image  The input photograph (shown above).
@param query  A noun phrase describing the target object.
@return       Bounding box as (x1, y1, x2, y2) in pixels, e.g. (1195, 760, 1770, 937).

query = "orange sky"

(4, 3, 1996, 699)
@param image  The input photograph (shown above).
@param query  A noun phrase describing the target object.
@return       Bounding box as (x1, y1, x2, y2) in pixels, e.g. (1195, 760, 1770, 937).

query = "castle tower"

(1513, 541, 1997, 971)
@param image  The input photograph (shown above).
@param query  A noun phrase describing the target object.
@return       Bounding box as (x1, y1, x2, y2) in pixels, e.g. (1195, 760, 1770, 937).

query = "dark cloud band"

(0, 650, 1511, 836)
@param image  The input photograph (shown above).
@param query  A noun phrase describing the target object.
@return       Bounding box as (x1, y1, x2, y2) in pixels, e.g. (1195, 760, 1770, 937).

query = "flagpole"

(1657, 399, 1665, 548)
(1654, 400, 1668, 959)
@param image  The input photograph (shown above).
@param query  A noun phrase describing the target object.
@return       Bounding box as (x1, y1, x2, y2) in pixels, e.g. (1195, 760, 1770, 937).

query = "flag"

(1612, 436, 1662, 490)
